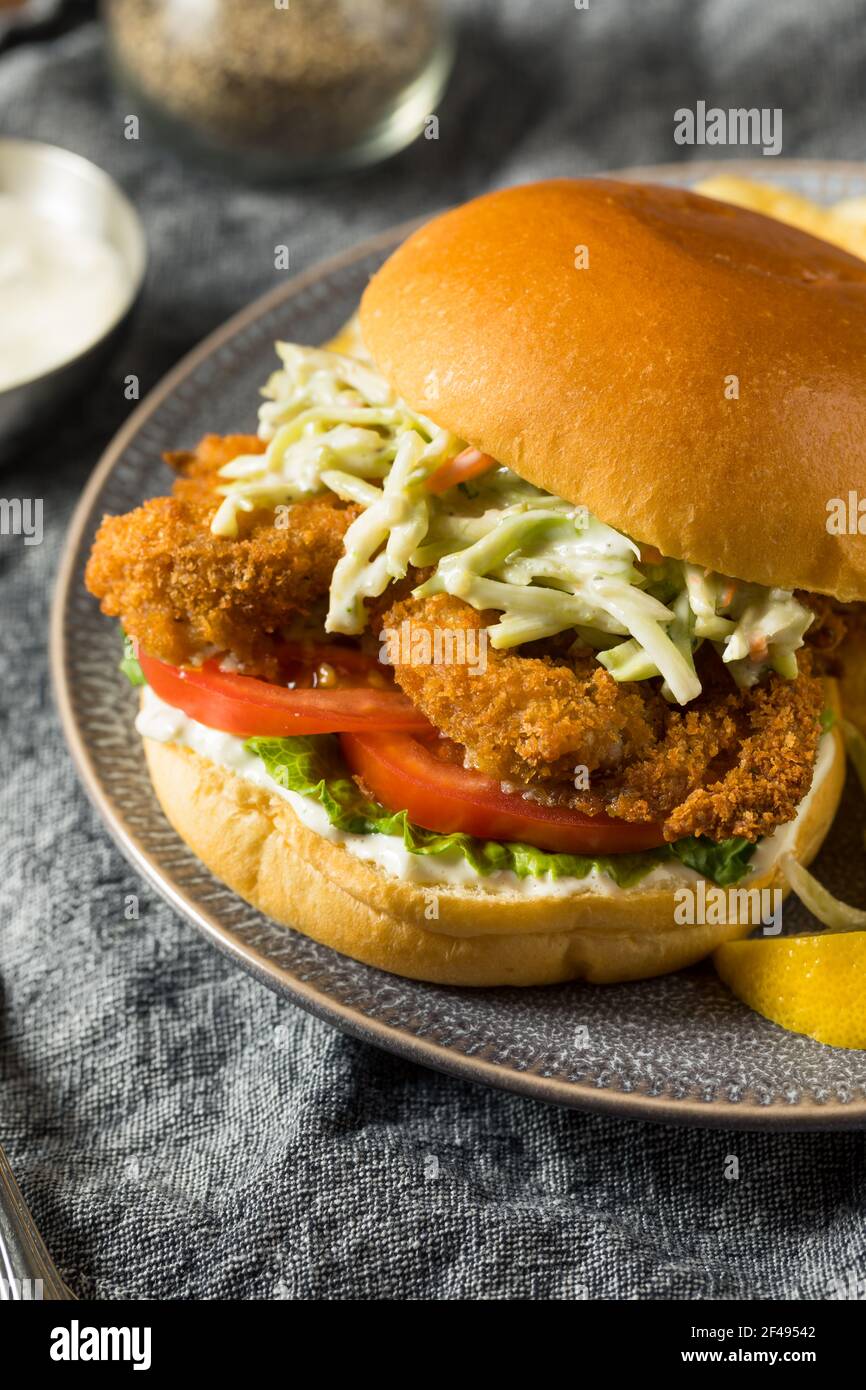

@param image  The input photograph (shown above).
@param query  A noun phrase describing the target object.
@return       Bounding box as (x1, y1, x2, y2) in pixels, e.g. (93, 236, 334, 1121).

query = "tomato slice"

(139, 651, 433, 738)
(425, 447, 497, 495)
(340, 732, 666, 854)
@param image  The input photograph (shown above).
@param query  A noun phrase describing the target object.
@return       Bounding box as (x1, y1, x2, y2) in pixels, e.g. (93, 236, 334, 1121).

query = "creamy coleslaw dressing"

(136, 686, 833, 899)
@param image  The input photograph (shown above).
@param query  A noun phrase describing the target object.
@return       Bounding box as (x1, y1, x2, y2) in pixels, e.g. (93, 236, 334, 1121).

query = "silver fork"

(0, 1143, 76, 1300)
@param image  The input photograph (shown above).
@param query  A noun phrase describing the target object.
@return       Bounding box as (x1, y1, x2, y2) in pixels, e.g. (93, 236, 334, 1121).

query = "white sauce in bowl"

(0, 193, 131, 390)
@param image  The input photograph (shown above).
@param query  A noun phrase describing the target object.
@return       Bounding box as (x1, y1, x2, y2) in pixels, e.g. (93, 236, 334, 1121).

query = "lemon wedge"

(714, 935, 866, 1050)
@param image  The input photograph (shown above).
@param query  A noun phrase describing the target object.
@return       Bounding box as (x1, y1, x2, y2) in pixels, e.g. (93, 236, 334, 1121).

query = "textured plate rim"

(51, 159, 866, 1130)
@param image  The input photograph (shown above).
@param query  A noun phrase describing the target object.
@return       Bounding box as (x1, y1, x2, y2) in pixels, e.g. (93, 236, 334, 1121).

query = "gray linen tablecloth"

(2, 0, 866, 1301)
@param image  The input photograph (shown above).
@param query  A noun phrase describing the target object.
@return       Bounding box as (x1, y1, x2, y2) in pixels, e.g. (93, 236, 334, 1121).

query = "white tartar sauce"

(0, 193, 130, 391)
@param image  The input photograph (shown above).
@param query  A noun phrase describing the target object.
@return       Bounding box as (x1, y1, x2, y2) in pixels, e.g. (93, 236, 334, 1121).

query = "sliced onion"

(779, 852, 866, 934)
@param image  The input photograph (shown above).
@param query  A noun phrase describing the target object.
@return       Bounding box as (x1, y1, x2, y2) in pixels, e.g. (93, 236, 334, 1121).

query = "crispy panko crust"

(85, 435, 357, 675)
(602, 659, 823, 841)
(380, 593, 824, 843)
(379, 592, 659, 782)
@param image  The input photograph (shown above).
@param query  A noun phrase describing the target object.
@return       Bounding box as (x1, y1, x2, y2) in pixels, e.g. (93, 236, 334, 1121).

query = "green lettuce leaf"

(245, 734, 399, 835)
(246, 734, 757, 888)
(119, 629, 145, 687)
(669, 835, 756, 887)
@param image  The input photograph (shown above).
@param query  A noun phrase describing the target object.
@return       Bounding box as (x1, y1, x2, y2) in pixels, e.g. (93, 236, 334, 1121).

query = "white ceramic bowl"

(0, 138, 147, 457)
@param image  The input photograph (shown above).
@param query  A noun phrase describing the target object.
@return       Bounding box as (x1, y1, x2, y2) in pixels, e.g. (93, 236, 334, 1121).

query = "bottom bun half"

(142, 720, 845, 987)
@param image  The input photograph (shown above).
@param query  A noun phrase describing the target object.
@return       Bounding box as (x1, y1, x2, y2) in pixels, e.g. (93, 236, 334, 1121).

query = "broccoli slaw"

(210, 342, 813, 706)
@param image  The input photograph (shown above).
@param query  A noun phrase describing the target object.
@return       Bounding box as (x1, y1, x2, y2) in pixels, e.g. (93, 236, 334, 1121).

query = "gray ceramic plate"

(53, 160, 866, 1129)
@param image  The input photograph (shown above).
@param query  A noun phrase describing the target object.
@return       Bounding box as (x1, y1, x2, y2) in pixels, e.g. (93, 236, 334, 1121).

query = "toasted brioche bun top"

(360, 178, 866, 601)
